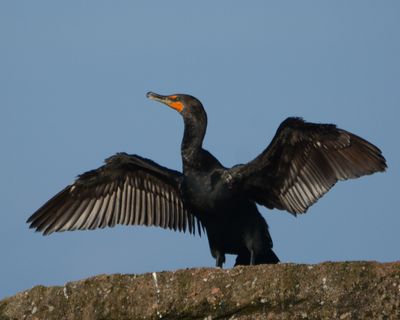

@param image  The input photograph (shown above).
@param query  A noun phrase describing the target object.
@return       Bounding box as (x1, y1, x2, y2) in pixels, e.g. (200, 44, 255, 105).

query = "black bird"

(27, 92, 387, 267)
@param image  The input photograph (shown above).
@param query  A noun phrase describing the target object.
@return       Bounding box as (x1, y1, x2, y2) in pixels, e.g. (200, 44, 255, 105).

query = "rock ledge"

(1, 262, 399, 319)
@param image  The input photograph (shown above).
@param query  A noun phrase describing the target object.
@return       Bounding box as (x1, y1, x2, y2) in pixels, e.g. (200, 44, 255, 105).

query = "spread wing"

(27, 153, 202, 235)
(227, 117, 387, 214)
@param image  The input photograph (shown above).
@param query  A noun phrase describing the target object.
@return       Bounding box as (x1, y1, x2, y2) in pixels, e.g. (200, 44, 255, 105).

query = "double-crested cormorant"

(27, 92, 387, 267)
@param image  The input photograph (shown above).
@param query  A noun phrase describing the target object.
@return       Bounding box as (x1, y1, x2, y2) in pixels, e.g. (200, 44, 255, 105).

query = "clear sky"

(1, 1, 399, 299)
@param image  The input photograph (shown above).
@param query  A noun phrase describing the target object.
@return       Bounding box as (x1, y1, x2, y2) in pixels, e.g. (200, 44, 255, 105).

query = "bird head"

(146, 92, 203, 115)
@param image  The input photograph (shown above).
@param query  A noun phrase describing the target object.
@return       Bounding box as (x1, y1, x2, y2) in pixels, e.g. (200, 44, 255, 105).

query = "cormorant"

(27, 92, 387, 267)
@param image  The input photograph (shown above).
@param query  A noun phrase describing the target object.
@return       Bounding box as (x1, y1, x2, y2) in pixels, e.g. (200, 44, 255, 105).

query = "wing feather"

(227, 117, 386, 214)
(27, 153, 201, 235)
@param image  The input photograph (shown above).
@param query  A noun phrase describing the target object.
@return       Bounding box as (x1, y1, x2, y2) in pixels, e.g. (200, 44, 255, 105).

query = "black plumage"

(27, 92, 387, 267)
(28, 153, 201, 236)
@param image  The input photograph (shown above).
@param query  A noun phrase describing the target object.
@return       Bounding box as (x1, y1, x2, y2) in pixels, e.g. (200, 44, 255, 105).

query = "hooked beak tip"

(146, 92, 166, 102)
(146, 92, 155, 99)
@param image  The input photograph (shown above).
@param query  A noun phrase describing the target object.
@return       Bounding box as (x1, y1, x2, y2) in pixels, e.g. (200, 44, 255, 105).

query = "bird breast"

(182, 169, 234, 215)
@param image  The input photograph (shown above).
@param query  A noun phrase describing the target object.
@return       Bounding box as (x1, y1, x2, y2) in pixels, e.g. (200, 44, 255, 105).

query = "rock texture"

(1, 262, 399, 320)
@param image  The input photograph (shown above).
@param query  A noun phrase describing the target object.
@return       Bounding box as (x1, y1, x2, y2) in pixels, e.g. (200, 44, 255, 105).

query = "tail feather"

(234, 248, 279, 266)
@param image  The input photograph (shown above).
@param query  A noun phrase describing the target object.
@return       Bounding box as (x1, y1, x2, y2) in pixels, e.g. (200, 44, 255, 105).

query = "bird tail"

(258, 248, 280, 264)
(234, 248, 279, 266)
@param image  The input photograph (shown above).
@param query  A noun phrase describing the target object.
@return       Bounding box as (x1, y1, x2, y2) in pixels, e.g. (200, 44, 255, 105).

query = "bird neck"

(181, 115, 206, 162)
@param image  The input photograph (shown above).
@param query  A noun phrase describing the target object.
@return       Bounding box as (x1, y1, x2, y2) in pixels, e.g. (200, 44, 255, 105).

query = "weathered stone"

(1, 262, 399, 319)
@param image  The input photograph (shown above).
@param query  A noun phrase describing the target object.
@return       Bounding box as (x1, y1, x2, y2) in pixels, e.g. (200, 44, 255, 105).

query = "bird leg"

(250, 249, 256, 265)
(215, 252, 226, 268)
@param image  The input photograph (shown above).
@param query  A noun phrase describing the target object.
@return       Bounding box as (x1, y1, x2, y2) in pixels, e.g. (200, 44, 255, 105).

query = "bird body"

(179, 149, 277, 266)
(27, 92, 386, 268)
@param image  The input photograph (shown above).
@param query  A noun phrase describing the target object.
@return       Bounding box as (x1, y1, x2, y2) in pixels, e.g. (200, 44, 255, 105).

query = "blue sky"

(1, 1, 399, 299)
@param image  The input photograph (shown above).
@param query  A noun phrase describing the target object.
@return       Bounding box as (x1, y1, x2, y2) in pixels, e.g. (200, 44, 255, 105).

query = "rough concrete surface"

(1, 261, 399, 319)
